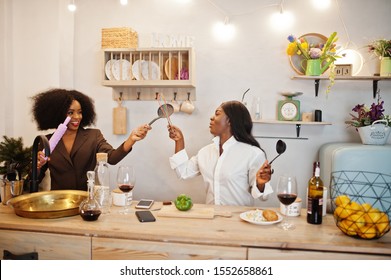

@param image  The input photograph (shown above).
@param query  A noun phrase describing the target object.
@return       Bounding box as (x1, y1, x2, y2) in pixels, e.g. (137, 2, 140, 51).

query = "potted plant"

(0, 136, 32, 203)
(367, 39, 391, 76)
(345, 98, 391, 145)
(286, 32, 340, 94)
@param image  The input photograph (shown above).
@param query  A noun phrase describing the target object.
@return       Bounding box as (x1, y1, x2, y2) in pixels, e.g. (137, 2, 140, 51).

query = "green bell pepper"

(174, 194, 193, 211)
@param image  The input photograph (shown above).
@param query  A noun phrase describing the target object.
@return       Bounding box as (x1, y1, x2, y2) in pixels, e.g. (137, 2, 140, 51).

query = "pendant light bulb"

(270, 10, 294, 31)
(68, 0, 76, 12)
(213, 17, 235, 42)
(312, 0, 331, 10)
(120, 0, 128, 5)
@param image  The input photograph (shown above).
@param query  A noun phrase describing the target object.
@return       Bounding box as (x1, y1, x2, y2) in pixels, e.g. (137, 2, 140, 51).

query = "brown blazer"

(39, 128, 130, 191)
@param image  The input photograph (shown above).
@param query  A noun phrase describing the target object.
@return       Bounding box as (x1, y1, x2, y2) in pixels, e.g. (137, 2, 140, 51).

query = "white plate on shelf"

(141, 61, 160, 80)
(132, 60, 145, 80)
(112, 59, 131, 81)
(240, 209, 283, 225)
(105, 59, 117, 80)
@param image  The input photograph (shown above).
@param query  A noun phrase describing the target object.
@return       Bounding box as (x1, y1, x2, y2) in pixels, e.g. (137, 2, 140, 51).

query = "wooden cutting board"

(113, 102, 127, 135)
(157, 205, 232, 219)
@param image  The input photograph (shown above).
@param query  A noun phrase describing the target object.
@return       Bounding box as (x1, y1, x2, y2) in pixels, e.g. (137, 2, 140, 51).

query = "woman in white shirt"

(168, 100, 272, 206)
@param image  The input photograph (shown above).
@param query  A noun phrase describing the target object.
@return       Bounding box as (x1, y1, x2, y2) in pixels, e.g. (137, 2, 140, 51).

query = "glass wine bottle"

(307, 162, 324, 224)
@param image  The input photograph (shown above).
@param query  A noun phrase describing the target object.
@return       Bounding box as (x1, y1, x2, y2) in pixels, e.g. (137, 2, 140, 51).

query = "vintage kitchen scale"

(277, 92, 302, 121)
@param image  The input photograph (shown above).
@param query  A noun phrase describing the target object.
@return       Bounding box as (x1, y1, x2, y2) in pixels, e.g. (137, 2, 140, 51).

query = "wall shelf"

(102, 48, 196, 101)
(253, 119, 332, 138)
(291, 76, 391, 98)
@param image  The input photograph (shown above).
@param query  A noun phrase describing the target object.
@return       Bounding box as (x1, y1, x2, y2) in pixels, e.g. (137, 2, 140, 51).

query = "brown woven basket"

(101, 27, 138, 49)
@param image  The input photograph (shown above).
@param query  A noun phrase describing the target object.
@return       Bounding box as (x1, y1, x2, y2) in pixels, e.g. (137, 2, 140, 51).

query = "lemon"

(339, 220, 357, 236)
(334, 206, 352, 219)
(335, 195, 350, 207)
(375, 212, 390, 235)
(358, 225, 377, 239)
(364, 211, 382, 225)
(337, 221, 348, 234)
(345, 201, 364, 213)
(361, 203, 372, 212)
(347, 212, 366, 230)
(377, 224, 390, 237)
(369, 207, 381, 213)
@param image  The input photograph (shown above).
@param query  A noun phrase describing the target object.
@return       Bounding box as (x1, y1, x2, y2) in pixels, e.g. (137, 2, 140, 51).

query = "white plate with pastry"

(240, 209, 282, 225)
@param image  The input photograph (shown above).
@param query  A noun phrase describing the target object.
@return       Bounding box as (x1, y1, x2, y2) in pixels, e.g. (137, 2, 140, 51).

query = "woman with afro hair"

(31, 88, 151, 191)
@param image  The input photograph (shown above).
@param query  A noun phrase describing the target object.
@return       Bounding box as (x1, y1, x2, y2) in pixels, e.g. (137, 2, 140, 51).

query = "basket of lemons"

(330, 171, 390, 239)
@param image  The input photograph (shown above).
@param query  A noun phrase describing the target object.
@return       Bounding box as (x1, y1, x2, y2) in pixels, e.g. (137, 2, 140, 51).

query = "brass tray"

(7, 190, 88, 219)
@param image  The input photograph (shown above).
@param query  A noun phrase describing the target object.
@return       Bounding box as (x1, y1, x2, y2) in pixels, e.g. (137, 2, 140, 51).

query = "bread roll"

(262, 209, 279, 221)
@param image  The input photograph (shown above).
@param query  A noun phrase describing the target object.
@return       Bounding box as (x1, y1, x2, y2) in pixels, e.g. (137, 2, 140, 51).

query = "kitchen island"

(0, 202, 390, 260)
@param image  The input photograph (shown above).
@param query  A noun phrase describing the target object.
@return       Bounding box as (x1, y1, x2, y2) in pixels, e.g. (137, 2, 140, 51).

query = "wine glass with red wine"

(117, 165, 135, 214)
(277, 175, 298, 230)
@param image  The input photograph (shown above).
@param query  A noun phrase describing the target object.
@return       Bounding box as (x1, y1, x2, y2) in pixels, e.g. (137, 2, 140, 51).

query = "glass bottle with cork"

(307, 161, 324, 224)
(94, 152, 111, 214)
(79, 171, 101, 221)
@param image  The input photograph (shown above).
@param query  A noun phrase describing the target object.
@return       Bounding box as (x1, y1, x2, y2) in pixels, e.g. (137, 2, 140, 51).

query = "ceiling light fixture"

(270, 0, 294, 31)
(213, 17, 236, 42)
(120, 0, 128, 5)
(175, 0, 192, 3)
(68, 0, 76, 12)
(311, 0, 331, 10)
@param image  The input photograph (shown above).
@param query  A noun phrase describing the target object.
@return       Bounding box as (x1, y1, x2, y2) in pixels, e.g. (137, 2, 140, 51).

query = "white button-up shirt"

(169, 136, 273, 206)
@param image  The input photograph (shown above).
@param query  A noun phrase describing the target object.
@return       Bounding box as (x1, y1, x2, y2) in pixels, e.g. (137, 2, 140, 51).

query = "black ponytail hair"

(221, 101, 266, 155)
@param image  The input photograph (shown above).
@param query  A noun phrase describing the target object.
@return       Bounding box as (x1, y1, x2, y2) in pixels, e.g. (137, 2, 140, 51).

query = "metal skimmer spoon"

(148, 104, 174, 126)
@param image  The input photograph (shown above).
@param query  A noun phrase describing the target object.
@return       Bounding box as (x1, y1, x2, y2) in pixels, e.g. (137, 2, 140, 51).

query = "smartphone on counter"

(135, 211, 156, 223)
(135, 199, 154, 209)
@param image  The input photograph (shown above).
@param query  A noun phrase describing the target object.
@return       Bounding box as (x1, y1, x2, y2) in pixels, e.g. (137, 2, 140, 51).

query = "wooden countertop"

(1, 202, 390, 257)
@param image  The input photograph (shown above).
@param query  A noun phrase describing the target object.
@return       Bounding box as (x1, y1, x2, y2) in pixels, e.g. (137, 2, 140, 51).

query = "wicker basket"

(330, 171, 391, 239)
(101, 27, 138, 49)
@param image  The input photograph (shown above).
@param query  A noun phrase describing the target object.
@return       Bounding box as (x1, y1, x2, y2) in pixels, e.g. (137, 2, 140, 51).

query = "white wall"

(1, 0, 391, 206)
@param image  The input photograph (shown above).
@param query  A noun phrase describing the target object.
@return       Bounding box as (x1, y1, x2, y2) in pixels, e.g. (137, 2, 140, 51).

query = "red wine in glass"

(117, 165, 135, 214)
(277, 193, 297, 206)
(119, 184, 134, 193)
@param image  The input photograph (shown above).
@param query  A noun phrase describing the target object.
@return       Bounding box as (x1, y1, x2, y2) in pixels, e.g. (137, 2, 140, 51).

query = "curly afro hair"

(31, 88, 96, 130)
